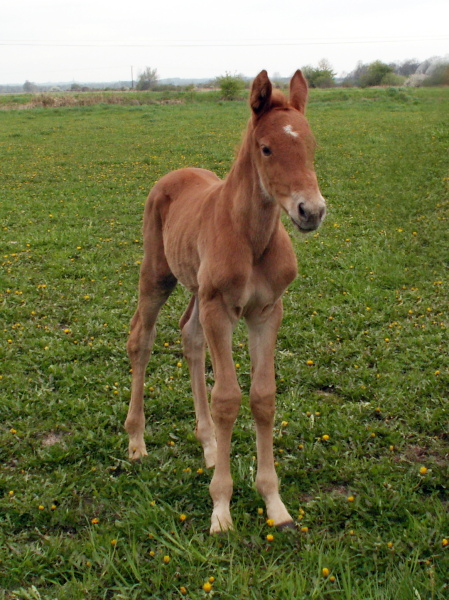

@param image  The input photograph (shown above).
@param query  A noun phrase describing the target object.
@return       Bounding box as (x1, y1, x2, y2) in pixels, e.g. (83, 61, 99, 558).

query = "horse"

(125, 69, 326, 534)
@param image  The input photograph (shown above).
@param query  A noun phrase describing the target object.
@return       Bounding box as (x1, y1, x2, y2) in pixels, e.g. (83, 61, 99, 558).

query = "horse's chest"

(245, 258, 296, 312)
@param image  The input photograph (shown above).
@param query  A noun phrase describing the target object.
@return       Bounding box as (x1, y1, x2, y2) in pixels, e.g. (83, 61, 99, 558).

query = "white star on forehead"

(283, 124, 299, 138)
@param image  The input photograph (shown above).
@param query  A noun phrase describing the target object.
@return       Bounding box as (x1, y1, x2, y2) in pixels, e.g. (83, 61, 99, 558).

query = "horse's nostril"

(298, 203, 307, 220)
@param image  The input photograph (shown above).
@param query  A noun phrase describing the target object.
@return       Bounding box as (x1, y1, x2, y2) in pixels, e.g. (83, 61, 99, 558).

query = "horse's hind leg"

(125, 232, 177, 460)
(180, 296, 217, 468)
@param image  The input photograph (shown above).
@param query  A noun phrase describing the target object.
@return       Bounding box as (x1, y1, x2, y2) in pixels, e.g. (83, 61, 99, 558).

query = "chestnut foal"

(125, 70, 326, 534)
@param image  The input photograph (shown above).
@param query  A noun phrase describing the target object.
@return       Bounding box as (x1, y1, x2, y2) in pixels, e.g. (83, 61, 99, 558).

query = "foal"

(125, 70, 326, 533)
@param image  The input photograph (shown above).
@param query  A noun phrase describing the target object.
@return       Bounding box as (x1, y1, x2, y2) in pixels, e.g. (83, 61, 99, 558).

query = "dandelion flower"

(306, 360, 314, 366)
(322, 434, 330, 441)
(442, 539, 448, 547)
(180, 587, 187, 595)
(347, 496, 355, 502)
(203, 582, 212, 593)
(266, 533, 274, 542)
(419, 466, 428, 475)
(91, 517, 99, 524)
(257, 507, 264, 515)
(180, 514, 187, 521)
(163, 555, 170, 564)
(266, 518, 275, 527)
(111, 539, 117, 546)
(300, 526, 309, 533)
(322, 568, 330, 577)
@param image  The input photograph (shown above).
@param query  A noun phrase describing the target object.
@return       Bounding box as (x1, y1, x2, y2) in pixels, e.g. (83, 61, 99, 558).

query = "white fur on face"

(283, 124, 298, 138)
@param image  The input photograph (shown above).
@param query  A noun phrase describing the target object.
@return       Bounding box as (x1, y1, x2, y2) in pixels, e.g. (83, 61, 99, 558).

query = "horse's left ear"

(290, 70, 308, 114)
(250, 70, 273, 118)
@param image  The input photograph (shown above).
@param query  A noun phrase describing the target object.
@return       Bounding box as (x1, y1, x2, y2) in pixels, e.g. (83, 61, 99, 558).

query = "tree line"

(1, 54, 447, 96)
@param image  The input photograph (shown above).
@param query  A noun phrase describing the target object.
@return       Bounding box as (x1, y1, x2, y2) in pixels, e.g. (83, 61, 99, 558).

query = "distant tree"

(216, 73, 245, 100)
(136, 67, 159, 91)
(302, 60, 336, 88)
(396, 59, 420, 77)
(359, 61, 394, 87)
(23, 80, 38, 93)
(425, 61, 449, 86)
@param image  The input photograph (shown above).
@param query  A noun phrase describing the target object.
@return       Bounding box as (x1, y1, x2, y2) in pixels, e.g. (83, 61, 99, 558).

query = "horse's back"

(150, 167, 220, 203)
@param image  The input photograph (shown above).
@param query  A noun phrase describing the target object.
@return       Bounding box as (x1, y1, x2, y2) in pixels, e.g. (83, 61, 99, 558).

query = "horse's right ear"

(250, 70, 272, 118)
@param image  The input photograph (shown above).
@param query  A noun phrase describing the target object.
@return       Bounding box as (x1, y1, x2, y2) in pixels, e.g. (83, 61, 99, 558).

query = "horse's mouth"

(290, 216, 320, 233)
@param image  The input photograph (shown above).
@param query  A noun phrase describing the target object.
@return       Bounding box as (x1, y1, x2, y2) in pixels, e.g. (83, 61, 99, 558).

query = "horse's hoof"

(277, 520, 297, 531)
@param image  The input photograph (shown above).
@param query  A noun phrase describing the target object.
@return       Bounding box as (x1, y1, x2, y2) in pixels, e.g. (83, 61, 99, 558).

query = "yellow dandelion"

(329, 575, 336, 583)
(180, 587, 187, 595)
(9, 490, 14, 496)
(306, 360, 314, 366)
(442, 539, 448, 547)
(197, 468, 204, 474)
(203, 582, 212, 593)
(419, 466, 428, 475)
(322, 434, 330, 441)
(301, 526, 309, 533)
(91, 517, 99, 524)
(111, 539, 117, 546)
(266, 534, 274, 542)
(149, 550, 155, 557)
(163, 555, 170, 564)
(10, 428, 17, 434)
(208, 577, 215, 583)
(257, 507, 264, 515)
(281, 420, 289, 427)
(387, 542, 393, 549)
(347, 496, 355, 502)
(322, 567, 330, 578)
(266, 518, 275, 527)
(180, 514, 187, 521)
(38, 505, 45, 510)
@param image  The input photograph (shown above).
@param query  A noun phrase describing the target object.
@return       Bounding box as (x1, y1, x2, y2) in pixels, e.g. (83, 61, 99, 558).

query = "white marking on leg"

(283, 124, 298, 138)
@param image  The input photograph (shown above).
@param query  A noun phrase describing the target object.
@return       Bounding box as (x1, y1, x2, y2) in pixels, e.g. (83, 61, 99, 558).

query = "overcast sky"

(1, 0, 448, 84)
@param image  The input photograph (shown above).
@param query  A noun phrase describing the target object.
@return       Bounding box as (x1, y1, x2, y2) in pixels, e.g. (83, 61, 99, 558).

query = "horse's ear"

(250, 70, 273, 118)
(290, 69, 308, 114)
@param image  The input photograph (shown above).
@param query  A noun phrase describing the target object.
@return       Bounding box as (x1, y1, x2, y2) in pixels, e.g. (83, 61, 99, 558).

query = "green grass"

(1, 87, 449, 599)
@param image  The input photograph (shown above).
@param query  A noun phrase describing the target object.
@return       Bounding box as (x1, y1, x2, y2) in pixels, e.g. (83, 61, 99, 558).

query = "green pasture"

(1, 87, 448, 599)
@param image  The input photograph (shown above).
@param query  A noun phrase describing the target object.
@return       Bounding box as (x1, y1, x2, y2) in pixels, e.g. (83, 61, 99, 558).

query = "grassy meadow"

(1, 86, 449, 599)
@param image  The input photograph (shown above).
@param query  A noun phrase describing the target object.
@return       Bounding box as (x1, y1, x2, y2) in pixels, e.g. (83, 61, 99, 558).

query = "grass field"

(1, 86, 449, 599)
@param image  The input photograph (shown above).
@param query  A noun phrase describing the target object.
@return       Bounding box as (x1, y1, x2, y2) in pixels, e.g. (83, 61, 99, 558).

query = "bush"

(216, 73, 245, 100)
(381, 72, 406, 86)
(359, 61, 394, 87)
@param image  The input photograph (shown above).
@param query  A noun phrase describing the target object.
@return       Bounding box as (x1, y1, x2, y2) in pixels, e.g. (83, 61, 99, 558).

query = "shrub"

(216, 73, 245, 100)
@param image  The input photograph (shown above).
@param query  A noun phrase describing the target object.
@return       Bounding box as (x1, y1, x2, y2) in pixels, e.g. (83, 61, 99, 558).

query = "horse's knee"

(250, 384, 276, 426)
(211, 384, 241, 426)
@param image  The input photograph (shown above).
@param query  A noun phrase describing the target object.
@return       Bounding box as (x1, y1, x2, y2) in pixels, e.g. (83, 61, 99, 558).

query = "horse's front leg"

(246, 299, 295, 528)
(199, 295, 241, 534)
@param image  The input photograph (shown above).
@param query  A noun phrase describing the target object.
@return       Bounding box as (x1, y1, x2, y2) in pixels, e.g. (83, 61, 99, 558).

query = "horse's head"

(249, 70, 326, 233)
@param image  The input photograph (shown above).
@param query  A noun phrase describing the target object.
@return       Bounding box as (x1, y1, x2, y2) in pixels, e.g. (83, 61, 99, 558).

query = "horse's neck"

(224, 134, 281, 259)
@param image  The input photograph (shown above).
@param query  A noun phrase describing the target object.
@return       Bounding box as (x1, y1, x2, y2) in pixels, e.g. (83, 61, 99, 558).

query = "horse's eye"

(261, 146, 272, 157)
